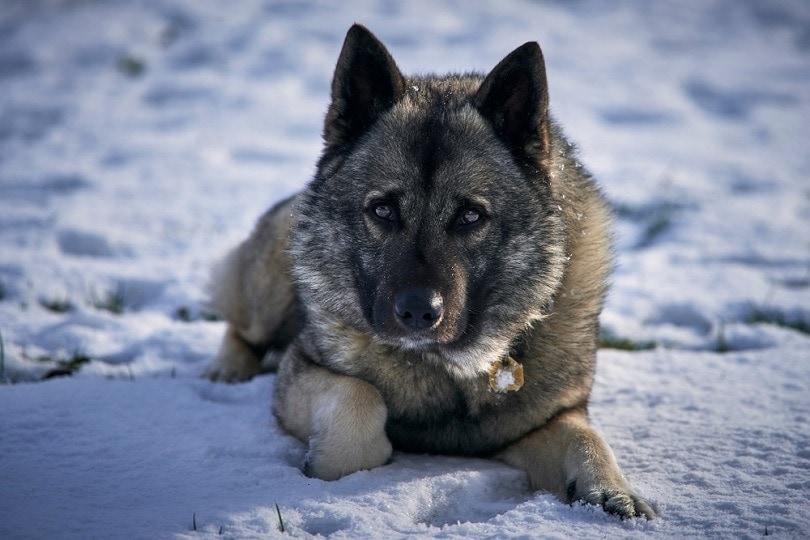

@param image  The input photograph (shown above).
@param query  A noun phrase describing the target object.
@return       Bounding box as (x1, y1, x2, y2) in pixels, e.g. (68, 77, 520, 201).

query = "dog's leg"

(496, 408, 655, 519)
(204, 325, 263, 382)
(275, 352, 392, 480)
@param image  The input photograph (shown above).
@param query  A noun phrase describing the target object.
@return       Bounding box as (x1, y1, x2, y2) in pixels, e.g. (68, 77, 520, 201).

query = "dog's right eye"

(374, 205, 394, 221)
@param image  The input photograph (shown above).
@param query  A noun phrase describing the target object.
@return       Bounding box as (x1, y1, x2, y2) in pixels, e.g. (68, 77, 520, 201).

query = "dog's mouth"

(374, 323, 461, 351)
(390, 335, 441, 350)
(379, 314, 510, 380)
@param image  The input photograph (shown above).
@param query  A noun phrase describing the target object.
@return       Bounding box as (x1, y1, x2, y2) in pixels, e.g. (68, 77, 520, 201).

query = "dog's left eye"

(460, 209, 480, 224)
(455, 207, 484, 229)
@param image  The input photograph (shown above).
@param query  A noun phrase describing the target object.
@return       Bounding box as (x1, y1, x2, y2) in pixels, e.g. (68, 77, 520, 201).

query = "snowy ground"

(1, 0, 808, 538)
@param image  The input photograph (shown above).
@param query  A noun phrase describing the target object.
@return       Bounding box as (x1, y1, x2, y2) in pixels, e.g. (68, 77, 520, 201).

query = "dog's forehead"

(355, 103, 514, 198)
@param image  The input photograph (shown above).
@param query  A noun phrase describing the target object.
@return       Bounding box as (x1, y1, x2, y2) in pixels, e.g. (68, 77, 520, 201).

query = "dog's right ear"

(323, 25, 406, 149)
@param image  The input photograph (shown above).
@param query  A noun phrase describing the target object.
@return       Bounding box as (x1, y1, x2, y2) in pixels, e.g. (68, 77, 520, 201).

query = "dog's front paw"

(204, 326, 261, 382)
(303, 430, 393, 481)
(203, 357, 259, 383)
(567, 478, 656, 520)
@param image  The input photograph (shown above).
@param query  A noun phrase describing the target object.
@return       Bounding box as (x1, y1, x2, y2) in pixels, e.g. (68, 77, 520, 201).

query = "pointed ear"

(323, 25, 406, 148)
(474, 42, 551, 166)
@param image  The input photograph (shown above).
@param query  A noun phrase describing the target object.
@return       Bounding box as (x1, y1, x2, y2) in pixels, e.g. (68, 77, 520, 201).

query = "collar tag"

(488, 356, 524, 393)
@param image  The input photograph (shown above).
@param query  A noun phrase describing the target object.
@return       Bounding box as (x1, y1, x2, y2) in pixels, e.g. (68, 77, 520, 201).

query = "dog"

(206, 24, 655, 519)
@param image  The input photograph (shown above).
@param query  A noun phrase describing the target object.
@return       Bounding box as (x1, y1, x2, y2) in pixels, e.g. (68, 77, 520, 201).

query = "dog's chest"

(369, 357, 504, 424)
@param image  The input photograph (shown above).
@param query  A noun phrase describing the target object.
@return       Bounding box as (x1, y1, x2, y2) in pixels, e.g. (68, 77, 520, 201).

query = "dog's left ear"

(323, 24, 406, 149)
(474, 42, 551, 167)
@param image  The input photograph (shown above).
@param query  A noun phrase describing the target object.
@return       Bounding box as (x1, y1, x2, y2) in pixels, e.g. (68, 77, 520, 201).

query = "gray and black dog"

(206, 24, 654, 519)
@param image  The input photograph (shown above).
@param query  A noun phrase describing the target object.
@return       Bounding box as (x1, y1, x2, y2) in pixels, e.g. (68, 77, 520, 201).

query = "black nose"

(394, 287, 443, 330)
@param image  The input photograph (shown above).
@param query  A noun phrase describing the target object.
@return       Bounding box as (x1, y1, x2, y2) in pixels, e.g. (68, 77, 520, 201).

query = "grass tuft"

(0, 330, 6, 383)
(715, 322, 732, 353)
(201, 309, 222, 322)
(117, 55, 146, 77)
(276, 502, 285, 533)
(175, 306, 192, 322)
(92, 285, 126, 315)
(39, 296, 74, 313)
(599, 330, 656, 351)
(40, 350, 92, 379)
(175, 306, 222, 322)
(748, 309, 810, 336)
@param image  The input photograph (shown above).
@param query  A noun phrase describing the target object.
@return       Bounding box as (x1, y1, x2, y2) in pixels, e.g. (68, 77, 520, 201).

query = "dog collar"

(488, 356, 524, 393)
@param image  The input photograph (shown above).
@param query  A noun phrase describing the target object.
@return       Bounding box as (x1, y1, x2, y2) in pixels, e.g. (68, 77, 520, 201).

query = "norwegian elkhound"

(206, 24, 654, 519)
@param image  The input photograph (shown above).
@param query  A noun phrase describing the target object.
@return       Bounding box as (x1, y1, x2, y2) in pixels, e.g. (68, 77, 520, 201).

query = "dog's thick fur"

(206, 25, 654, 519)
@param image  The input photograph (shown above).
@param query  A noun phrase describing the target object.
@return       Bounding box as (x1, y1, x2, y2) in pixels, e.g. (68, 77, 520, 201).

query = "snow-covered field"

(1, 0, 808, 538)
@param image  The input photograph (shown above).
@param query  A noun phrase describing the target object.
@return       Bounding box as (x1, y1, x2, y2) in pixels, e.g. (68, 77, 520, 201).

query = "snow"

(493, 367, 516, 392)
(1, 0, 808, 538)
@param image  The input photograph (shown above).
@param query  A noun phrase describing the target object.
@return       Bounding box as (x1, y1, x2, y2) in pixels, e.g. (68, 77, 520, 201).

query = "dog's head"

(291, 25, 567, 376)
